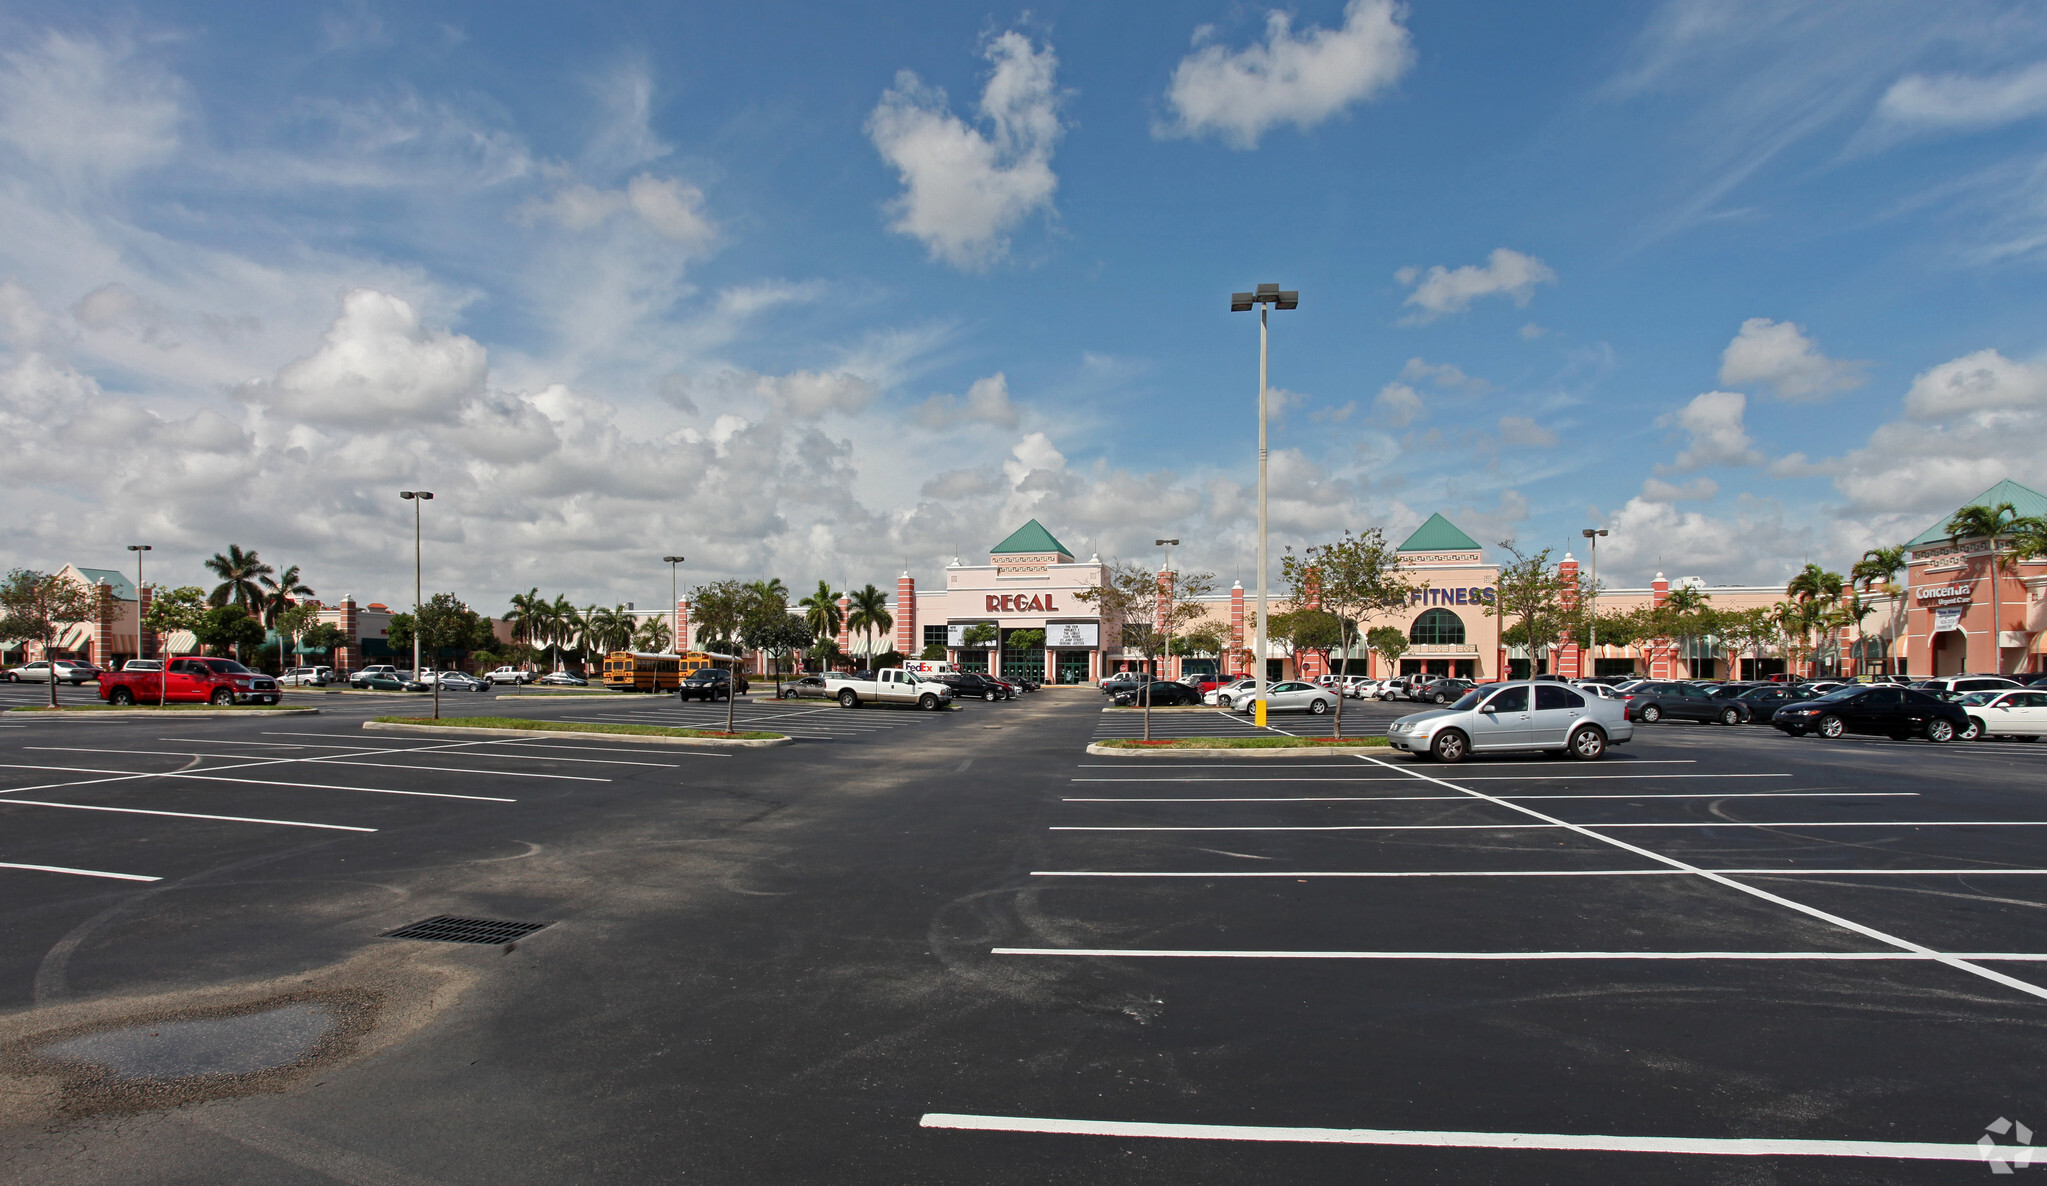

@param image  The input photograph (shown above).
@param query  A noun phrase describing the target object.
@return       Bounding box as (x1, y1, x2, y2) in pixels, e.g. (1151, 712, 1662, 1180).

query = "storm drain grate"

(380, 916, 551, 945)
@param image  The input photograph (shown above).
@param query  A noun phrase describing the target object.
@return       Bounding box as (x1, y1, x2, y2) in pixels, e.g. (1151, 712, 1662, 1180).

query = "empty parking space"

(557, 694, 980, 742)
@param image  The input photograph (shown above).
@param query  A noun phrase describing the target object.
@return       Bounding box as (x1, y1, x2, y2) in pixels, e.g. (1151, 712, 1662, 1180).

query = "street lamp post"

(1580, 528, 1607, 678)
(128, 544, 155, 706)
(1151, 538, 1179, 744)
(664, 556, 686, 655)
(400, 491, 436, 718)
(1231, 283, 1297, 722)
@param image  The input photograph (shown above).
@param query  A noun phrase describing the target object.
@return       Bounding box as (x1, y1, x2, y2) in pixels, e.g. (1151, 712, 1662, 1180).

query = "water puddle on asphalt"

(41, 1001, 338, 1080)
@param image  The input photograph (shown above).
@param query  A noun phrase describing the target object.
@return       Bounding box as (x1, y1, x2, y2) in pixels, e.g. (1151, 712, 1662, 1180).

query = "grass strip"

(371, 715, 783, 741)
(1095, 735, 1390, 749)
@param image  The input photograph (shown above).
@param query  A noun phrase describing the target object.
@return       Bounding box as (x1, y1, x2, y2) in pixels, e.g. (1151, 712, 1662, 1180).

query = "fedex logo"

(987, 594, 1059, 613)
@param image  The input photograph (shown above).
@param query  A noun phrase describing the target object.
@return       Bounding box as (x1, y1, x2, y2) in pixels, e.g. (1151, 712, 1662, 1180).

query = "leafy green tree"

(194, 604, 264, 659)
(274, 601, 322, 670)
(1486, 542, 1573, 678)
(688, 580, 752, 655)
(0, 569, 103, 708)
(1283, 529, 1415, 736)
(299, 621, 349, 656)
(203, 544, 272, 609)
(961, 622, 999, 649)
(872, 650, 904, 668)
(743, 615, 813, 695)
(1717, 606, 1782, 680)
(1365, 624, 1409, 675)
(918, 642, 946, 661)
(1073, 560, 1217, 739)
(142, 586, 209, 653)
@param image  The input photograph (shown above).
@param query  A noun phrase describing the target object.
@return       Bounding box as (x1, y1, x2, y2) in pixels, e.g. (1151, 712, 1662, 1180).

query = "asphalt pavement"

(4, 687, 2047, 1182)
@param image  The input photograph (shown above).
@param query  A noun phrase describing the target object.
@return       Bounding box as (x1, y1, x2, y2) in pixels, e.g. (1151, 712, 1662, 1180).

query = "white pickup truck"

(823, 668, 953, 710)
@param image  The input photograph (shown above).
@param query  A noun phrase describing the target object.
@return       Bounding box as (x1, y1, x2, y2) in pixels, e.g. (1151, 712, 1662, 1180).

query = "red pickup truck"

(98, 658, 282, 706)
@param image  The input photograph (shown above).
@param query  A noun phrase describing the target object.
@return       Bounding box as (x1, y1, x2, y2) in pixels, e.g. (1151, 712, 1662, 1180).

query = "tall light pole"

(400, 491, 435, 718)
(1154, 538, 1179, 682)
(1580, 528, 1607, 677)
(664, 556, 686, 655)
(1231, 283, 1297, 718)
(128, 544, 156, 706)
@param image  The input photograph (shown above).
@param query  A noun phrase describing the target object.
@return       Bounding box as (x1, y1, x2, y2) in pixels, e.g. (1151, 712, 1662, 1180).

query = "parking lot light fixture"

(1231, 284, 1297, 713)
(128, 545, 156, 704)
(1582, 529, 1608, 674)
(664, 556, 686, 654)
(400, 491, 435, 718)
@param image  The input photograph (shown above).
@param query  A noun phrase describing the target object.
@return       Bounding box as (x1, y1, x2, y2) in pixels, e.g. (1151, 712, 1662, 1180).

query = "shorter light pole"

(128, 544, 156, 705)
(400, 491, 436, 718)
(664, 556, 686, 655)
(1581, 528, 1607, 677)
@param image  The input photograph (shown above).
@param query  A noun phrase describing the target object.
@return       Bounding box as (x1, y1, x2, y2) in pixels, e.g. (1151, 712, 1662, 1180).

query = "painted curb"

(1101, 705, 1230, 713)
(362, 721, 793, 748)
(4, 707, 321, 717)
(1084, 741, 1390, 759)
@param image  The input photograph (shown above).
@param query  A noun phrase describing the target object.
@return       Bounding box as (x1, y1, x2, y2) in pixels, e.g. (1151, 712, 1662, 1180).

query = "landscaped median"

(4, 704, 319, 716)
(363, 716, 793, 748)
(1086, 735, 1391, 758)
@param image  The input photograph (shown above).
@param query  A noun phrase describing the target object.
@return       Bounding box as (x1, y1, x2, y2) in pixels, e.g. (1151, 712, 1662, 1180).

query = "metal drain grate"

(380, 915, 550, 944)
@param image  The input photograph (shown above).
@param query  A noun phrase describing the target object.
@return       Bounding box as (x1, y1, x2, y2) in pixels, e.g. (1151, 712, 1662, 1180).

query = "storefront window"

(1409, 608, 1465, 645)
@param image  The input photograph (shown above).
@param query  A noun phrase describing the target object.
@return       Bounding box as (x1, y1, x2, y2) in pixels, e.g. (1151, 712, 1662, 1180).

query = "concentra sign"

(1915, 583, 1973, 608)
(986, 593, 1059, 613)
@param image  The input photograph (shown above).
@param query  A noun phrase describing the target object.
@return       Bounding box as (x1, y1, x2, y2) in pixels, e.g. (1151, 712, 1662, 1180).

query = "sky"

(6, 0, 2047, 615)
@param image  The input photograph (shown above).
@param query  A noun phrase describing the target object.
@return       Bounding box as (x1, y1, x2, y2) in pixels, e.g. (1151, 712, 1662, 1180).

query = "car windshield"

(1810, 686, 1864, 702)
(1448, 689, 1487, 711)
(208, 660, 253, 674)
(1959, 691, 2004, 706)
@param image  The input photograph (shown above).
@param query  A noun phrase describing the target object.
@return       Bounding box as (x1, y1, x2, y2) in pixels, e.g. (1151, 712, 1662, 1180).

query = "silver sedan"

(1238, 679, 1338, 715)
(1386, 680, 1634, 762)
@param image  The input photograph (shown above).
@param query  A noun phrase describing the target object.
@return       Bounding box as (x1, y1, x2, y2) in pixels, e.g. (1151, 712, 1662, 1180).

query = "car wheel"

(1718, 707, 1741, 726)
(1926, 718, 1956, 743)
(919, 693, 939, 711)
(108, 687, 135, 706)
(1816, 714, 1844, 739)
(984, 690, 997, 702)
(1567, 725, 1606, 760)
(209, 688, 235, 707)
(1639, 704, 1662, 723)
(1961, 717, 1984, 742)
(1429, 729, 1469, 764)
(838, 689, 859, 708)
(1309, 698, 1329, 715)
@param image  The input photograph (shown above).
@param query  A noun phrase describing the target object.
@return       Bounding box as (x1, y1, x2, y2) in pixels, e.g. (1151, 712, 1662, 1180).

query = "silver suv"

(1387, 680, 1634, 763)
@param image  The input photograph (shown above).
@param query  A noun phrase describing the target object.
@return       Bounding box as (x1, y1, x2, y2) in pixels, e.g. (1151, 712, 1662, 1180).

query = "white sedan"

(1206, 678, 1257, 708)
(1238, 680, 1338, 715)
(1959, 690, 2047, 740)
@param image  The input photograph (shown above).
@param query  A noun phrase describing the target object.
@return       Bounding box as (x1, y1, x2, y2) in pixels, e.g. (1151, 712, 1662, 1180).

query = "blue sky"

(6, 0, 2047, 611)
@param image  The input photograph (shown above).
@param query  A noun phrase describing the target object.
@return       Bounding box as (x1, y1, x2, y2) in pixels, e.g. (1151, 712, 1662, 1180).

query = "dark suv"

(678, 669, 748, 702)
(1621, 680, 1749, 725)
(934, 673, 1015, 702)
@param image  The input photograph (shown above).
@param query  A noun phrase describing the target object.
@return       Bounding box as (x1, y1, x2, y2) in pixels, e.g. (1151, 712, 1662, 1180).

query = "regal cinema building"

(830, 480, 2047, 685)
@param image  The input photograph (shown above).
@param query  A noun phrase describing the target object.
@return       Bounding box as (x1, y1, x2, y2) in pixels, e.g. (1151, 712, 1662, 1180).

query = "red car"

(97, 657, 281, 706)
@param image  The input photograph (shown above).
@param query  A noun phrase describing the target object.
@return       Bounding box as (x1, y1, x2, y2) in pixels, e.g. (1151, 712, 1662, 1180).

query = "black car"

(1113, 679, 1203, 707)
(1772, 684, 1969, 742)
(1732, 683, 1819, 724)
(933, 673, 1015, 702)
(1621, 680, 1749, 725)
(678, 669, 745, 701)
(1707, 681, 1771, 700)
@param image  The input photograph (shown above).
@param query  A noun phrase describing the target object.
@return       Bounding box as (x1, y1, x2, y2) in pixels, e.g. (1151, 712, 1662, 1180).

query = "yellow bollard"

(1254, 699, 1267, 728)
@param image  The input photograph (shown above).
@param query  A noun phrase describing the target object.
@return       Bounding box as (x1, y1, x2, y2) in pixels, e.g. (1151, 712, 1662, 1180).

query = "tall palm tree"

(257, 565, 316, 628)
(1783, 563, 1843, 678)
(632, 616, 672, 652)
(504, 589, 543, 665)
(544, 595, 580, 670)
(204, 545, 273, 610)
(1946, 501, 2020, 673)
(798, 581, 842, 643)
(748, 577, 789, 604)
(846, 583, 892, 663)
(1848, 546, 1905, 676)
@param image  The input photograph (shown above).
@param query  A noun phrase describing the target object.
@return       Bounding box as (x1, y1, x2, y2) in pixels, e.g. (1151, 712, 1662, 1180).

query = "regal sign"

(986, 593, 1060, 613)
(1916, 582, 1974, 609)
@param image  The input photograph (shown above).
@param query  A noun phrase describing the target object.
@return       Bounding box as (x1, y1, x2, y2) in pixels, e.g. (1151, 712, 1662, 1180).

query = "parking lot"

(5, 691, 2047, 1181)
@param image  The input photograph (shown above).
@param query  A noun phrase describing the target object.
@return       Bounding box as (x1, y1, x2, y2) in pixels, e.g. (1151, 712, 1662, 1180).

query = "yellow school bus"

(602, 650, 745, 691)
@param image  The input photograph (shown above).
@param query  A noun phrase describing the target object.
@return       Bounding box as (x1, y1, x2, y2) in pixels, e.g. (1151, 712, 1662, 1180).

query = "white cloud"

(1900, 347, 2047, 418)
(0, 31, 182, 188)
(1876, 61, 2047, 132)
(1598, 494, 1812, 585)
(519, 173, 715, 246)
(1400, 356, 1492, 392)
(1640, 476, 1719, 503)
(1519, 322, 1546, 340)
(1717, 317, 1866, 401)
(238, 289, 487, 427)
(867, 31, 1064, 269)
(1374, 381, 1424, 427)
(1159, 0, 1414, 148)
(1659, 390, 1763, 470)
(917, 372, 1020, 430)
(1396, 249, 1556, 322)
(1498, 415, 1558, 447)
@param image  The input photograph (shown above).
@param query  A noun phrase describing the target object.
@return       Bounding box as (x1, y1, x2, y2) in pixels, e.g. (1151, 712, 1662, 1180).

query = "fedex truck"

(903, 659, 954, 677)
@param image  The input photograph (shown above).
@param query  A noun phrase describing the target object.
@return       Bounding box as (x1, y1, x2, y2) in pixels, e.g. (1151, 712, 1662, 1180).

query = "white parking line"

(26, 747, 604, 782)
(917, 1112, 1990, 1162)
(1029, 867, 2047, 878)
(1074, 761, 1703, 768)
(0, 861, 160, 882)
(1351, 753, 2047, 1003)
(1070, 775, 1794, 783)
(0, 799, 374, 831)
(161, 737, 677, 767)
(1052, 820, 2047, 832)
(1062, 792, 1914, 803)
(0, 762, 514, 802)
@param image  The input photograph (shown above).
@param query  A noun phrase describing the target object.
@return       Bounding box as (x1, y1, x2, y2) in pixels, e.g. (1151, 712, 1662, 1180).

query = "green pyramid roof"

(990, 519, 1074, 557)
(73, 567, 138, 600)
(1397, 513, 1481, 553)
(1904, 479, 2047, 548)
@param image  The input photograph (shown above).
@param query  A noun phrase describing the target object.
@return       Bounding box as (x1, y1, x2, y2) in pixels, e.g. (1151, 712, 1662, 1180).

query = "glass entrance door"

(1056, 651, 1089, 684)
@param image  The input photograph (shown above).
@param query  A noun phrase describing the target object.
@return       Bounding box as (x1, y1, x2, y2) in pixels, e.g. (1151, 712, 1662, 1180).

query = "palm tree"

(257, 565, 316, 628)
(1848, 546, 1905, 675)
(748, 578, 789, 604)
(798, 581, 842, 643)
(632, 616, 672, 652)
(846, 583, 892, 664)
(1783, 563, 1843, 678)
(504, 589, 543, 666)
(1946, 501, 2020, 674)
(543, 595, 580, 670)
(204, 545, 272, 610)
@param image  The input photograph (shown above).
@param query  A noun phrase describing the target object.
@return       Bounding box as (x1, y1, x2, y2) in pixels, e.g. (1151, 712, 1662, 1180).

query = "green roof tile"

(1904, 479, 2047, 548)
(73, 567, 138, 600)
(1397, 513, 1481, 553)
(990, 519, 1074, 557)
